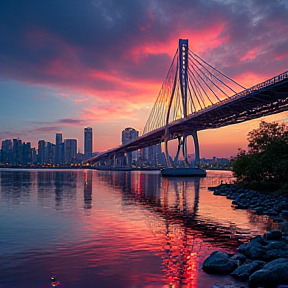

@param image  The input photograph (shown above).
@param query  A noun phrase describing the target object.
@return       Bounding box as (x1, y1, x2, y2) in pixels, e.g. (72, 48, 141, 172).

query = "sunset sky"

(1, 0, 288, 158)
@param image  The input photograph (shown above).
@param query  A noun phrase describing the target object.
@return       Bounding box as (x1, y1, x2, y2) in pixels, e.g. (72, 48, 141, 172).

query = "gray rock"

(231, 253, 247, 264)
(202, 251, 238, 274)
(249, 258, 288, 288)
(237, 235, 266, 260)
(212, 284, 247, 288)
(264, 230, 282, 241)
(237, 235, 288, 261)
(262, 241, 288, 261)
(231, 260, 266, 280)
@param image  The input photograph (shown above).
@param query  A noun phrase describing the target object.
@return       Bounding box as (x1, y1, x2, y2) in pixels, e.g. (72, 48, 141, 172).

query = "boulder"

(262, 241, 288, 261)
(249, 258, 288, 288)
(237, 235, 288, 261)
(231, 260, 266, 279)
(264, 230, 282, 241)
(237, 235, 266, 260)
(202, 251, 238, 274)
(231, 253, 247, 265)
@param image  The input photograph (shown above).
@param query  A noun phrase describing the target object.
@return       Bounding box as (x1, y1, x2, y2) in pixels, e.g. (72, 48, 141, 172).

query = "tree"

(247, 121, 288, 152)
(232, 121, 288, 191)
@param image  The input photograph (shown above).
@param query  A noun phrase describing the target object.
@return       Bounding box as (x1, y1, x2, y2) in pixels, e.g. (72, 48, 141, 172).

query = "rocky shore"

(211, 184, 288, 232)
(202, 184, 288, 288)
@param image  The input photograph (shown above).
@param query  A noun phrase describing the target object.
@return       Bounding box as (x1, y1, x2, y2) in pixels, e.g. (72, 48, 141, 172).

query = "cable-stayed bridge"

(86, 39, 288, 170)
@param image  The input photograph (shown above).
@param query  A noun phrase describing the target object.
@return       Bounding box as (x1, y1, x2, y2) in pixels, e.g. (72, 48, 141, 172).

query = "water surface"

(0, 169, 280, 288)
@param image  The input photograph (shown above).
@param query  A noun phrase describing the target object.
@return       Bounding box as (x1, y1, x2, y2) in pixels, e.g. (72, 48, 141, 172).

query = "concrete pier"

(161, 168, 206, 177)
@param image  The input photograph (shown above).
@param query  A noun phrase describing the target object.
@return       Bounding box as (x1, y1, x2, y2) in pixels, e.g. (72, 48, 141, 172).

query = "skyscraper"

(12, 138, 22, 165)
(121, 127, 139, 164)
(38, 140, 46, 164)
(84, 127, 93, 159)
(55, 133, 63, 164)
(1, 139, 12, 164)
(121, 127, 139, 144)
(64, 139, 77, 164)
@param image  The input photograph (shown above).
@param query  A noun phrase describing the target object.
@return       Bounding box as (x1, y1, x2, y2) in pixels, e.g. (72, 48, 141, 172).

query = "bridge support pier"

(164, 130, 200, 169)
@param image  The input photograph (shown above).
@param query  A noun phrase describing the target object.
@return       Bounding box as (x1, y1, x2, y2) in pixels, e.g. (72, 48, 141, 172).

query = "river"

(0, 169, 281, 288)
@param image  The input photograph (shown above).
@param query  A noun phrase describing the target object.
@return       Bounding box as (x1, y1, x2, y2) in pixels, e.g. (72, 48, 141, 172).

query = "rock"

(237, 235, 266, 260)
(282, 210, 288, 217)
(212, 284, 247, 288)
(231, 260, 266, 279)
(262, 241, 288, 261)
(237, 235, 288, 261)
(231, 253, 247, 265)
(202, 251, 238, 274)
(264, 229, 282, 240)
(249, 258, 288, 288)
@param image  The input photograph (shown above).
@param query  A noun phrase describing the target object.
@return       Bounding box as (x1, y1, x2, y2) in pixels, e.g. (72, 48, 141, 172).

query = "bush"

(232, 121, 288, 192)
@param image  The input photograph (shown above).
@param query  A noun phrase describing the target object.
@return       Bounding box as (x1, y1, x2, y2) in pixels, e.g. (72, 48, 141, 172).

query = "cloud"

(0, 0, 288, 123)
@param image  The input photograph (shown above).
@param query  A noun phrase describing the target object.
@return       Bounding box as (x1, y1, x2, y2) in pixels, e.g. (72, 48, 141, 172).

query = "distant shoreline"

(0, 166, 232, 171)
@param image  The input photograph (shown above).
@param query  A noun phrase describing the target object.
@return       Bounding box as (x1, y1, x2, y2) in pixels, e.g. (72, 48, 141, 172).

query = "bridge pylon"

(164, 39, 200, 169)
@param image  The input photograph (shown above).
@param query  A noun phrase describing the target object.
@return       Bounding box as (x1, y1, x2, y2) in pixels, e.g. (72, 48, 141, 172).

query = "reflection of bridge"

(95, 170, 278, 286)
(86, 39, 288, 169)
(96, 171, 262, 248)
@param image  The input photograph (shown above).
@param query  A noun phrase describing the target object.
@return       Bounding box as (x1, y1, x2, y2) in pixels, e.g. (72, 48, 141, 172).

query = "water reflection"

(0, 170, 33, 206)
(0, 169, 281, 288)
(84, 170, 92, 210)
(0, 170, 91, 212)
(97, 170, 280, 287)
(37, 170, 78, 211)
(97, 171, 272, 248)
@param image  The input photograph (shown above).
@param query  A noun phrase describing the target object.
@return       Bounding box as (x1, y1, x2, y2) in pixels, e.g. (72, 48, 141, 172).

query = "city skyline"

(1, 1, 288, 158)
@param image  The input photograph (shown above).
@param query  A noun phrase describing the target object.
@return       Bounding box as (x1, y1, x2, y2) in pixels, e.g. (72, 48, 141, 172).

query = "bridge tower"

(164, 39, 200, 169)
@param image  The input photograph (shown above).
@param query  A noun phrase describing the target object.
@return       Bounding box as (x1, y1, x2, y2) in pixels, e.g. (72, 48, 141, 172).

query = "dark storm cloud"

(204, 0, 288, 78)
(0, 0, 287, 91)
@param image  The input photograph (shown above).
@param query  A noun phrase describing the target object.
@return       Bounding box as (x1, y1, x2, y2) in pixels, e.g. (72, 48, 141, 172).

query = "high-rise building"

(55, 133, 63, 164)
(1, 139, 12, 164)
(12, 138, 22, 165)
(46, 141, 55, 164)
(64, 139, 77, 164)
(38, 140, 46, 164)
(84, 127, 93, 159)
(121, 127, 139, 164)
(143, 143, 163, 167)
(121, 127, 139, 144)
(22, 142, 32, 165)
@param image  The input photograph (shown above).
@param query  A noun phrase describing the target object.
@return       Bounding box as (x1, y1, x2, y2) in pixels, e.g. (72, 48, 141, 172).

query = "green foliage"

(232, 121, 288, 192)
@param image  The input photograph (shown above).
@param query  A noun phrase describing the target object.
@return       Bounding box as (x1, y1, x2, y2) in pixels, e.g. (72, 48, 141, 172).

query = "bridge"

(85, 39, 288, 171)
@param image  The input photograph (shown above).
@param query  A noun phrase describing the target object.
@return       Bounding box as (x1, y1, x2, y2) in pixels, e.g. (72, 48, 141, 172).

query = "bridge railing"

(230, 70, 288, 101)
(182, 70, 288, 121)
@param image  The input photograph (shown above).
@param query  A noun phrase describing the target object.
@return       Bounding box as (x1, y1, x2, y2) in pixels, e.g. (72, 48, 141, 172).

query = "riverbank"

(203, 184, 288, 288)
(209, 183, 288, 234)
(203, 230, 288, 287)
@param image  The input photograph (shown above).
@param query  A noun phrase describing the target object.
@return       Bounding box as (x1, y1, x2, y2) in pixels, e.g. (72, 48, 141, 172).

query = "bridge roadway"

(87, 71, 288, 164)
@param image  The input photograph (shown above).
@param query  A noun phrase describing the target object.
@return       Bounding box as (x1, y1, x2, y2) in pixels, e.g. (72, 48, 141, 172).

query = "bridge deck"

(87, 73, 288, 163)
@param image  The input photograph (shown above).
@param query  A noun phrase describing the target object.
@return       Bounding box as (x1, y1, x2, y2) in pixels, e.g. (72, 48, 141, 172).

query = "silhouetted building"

(143, 144, 163, 167)
(38, 140, 46, 164)
(55, 133, 63, 164)
(12, 139, 22, 165)
(84, 127, 93, 159)
(64, 139, 77, 164)
(46, 141, 55, 164)
(1, 139, 12, 164)
(122, 127, 139, 164)
(31, 147, 37, 164)
(22, 142, 32, 165)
